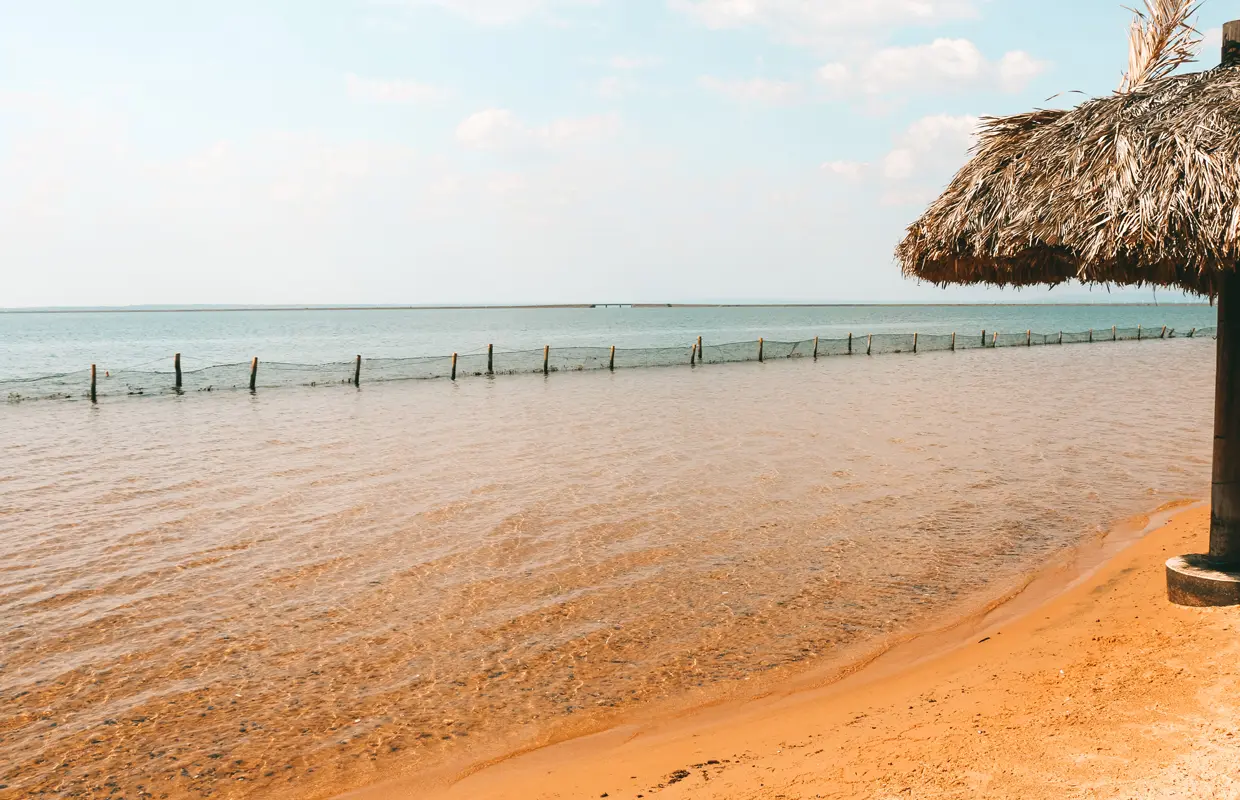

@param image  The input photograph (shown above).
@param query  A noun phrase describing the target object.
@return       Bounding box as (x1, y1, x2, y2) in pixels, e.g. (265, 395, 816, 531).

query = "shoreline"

(342, 500, 1240, 800)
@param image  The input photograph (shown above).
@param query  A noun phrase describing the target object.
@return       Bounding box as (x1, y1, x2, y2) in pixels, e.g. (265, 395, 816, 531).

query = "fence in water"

(0, 325, 1219, 404)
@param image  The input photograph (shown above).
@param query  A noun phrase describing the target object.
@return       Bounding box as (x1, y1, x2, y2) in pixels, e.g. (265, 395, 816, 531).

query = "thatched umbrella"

(895, 3, 1240, 605)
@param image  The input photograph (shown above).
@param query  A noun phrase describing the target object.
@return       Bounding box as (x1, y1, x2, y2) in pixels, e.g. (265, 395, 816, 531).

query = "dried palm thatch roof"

(896, 1, 1240, 296)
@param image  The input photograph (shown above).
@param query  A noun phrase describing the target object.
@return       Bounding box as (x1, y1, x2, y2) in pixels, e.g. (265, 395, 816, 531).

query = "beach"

(358, 504, 1240, 800)
(0, 336, 1220, 799)
(8, 0, 1240, 796)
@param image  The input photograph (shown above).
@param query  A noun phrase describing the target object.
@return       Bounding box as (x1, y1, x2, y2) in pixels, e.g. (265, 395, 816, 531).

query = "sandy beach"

(349, 504, 1240, 800)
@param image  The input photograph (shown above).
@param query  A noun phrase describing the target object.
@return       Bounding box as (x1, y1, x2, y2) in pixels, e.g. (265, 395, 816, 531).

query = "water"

(0, 334, 1215, 799)
(0, 304, 1217, 379)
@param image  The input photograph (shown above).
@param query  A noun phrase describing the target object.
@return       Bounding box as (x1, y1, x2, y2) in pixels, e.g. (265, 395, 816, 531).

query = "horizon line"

(0, 301, 1214, 314)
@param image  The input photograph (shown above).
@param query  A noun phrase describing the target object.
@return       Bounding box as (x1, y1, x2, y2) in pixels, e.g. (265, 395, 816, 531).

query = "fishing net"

(0, 326, 1219, 404)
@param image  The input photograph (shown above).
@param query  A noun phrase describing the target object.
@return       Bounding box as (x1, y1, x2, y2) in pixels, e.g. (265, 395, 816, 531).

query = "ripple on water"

(0, 339, 1215, 798)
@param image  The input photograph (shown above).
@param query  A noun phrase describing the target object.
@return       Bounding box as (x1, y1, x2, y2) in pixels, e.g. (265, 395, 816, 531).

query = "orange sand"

(347, 505, 1240, 799)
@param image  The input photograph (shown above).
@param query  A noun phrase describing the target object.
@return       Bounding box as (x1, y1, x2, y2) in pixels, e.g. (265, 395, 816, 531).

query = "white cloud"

(595, 76, 638, 99)
(485, 172, 528, 194)
(818, 114, 977, 205)
(345, 73, 452, 103)
(996, 51, 1047, 92)
(818, 39, 1048, 96)
(391, 0, 598, 24)
(879, 114, 977, 205)
(816, 63, 850, 84)
(609, 55, 662, 70)
(455, 109, 620, 150)
(699, 76, 801, 104)
(672, 0, 978, 47)
(1200, 27, 1223, 63)
(0, 99, 1102, 308)
(456, 109, 522, 149)
(820, 160, 868, 179)
(882, 113, 977, 180)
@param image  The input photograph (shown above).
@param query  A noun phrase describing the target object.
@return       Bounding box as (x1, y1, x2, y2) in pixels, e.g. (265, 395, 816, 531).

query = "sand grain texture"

(363, 506, 1239, 800)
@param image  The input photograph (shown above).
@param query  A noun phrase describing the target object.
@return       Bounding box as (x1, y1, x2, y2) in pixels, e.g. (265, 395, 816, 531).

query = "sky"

(0, 1, 1229, 308)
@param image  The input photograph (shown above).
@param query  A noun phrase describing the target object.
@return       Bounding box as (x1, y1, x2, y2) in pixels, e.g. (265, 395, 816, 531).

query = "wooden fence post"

(174, 353, 182, 391)
(690, 343, 697, 366)
(543, 345, 550, 375)
(950, 332, 955, 351)
(1138, 324, 1143, 341)
(451, 353, 458, 381)
(1089, 328, 1094, 343)
(487, 344, 494, 376)
(697, 336, 703, 364)
(913, 332, 918, 353)
(90, 364, 97, 404)
(1058, 331, 1063, 345)
(848, 333, 853, 355)
(813, 336, 819, 360)
(867, 334, 873, 356)
(354, 355, 361, 387)
(981, 329, 986, 347)
(609, 345, 615, 371)
(1113, 325, 1117, 341)
(758, 338, 764, 363)
(249, 358, 258, 392)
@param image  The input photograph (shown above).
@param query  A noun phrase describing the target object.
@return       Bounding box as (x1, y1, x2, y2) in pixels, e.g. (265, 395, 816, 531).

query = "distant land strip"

(0, 302, 1213, 314)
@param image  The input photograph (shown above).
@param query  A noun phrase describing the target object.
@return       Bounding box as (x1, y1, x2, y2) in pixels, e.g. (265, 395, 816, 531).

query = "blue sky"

(0, 0, 1228, 307)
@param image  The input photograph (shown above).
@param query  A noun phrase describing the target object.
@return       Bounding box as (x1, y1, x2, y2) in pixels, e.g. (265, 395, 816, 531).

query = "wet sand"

(355, 504, 1240, 799)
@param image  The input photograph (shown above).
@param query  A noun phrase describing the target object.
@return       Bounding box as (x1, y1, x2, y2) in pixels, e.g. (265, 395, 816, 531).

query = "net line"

(1, 325, 1218, 404)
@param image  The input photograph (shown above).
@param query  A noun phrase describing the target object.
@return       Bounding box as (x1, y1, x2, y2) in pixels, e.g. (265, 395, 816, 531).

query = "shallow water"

(0, 304, 1216, 379)
(0, 339, 1215, 798)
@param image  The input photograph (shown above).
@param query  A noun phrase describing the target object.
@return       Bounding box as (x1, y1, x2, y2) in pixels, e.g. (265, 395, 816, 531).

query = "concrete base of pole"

(1166, 555, 1240, 606)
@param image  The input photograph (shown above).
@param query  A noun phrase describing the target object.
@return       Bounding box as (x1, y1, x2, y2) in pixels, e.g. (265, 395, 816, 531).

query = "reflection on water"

(0, 340, 1214, 798)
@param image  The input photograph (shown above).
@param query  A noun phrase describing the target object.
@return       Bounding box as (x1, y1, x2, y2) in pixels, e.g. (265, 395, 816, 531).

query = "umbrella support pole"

(1166, 21, 1240, 606)
(1168, 265, 1240, 605)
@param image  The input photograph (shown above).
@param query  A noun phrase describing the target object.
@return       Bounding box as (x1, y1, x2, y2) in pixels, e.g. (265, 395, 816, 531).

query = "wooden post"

(609, 345, 615, 371)
(981, 329, 986, 347)
(1089, 328, 1094, 343)
(697, 336, 703, 364)
(758, 337, 764, 363)
(90, 364, 97, 404)
(1026, 329, 1031, 347)
(866, 334, 872, 356)
(1112, 325, 1117, 341)
(487, 344, 494, 376)
(847, 333, 852, 355)
(451, 353, 458, 381)
(950, 332, 955, 351)
(543, 345, 550, 375)
(174, 353, 182, 390)
(690, 343, 697, 366)
(1204, 24, 1240, 562)
(813, 336, 819, 360)
(1208, 246, 1240, 565)
(249, 357, 258, 392)
(1161, 325, 1167, 339)
(1058, 331, 1063, 345)
(1226, 18, 1240, 68)
(1138, 324, 1143, 341)
(913, 332, 918, 353)
(1167, 20, 1240, 605)
(354, 355, 361, 387)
